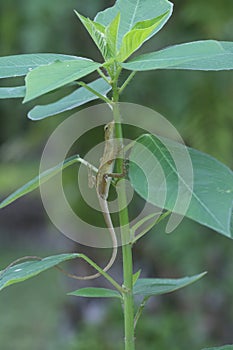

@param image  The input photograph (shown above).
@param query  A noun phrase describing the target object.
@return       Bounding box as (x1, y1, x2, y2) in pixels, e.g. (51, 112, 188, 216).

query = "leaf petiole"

(119, 71, 137, 94)
(77, 81, 112, 104)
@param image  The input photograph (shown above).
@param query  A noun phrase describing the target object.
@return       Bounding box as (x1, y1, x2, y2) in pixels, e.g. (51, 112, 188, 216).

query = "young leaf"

(0, 86, 25, 99)
(0, 155, 79, 209)
(0, 53, 79, 78)
(122, 40, 233, 71)
(202, 347, 233, 350)
(105, 13, 121, 58)
(95, 0, 173, 50)
(28, 78, 111, 120)
(0, 253, 80, 291)
(128, 134, 233, 238)
(117, 12, 169, 62)
(75, 11, 121, 60)
(68, 287, 122, 299)
(24, 59, 101, 102)
(75, 11, 108, 59)
(133, 272, 207, 297)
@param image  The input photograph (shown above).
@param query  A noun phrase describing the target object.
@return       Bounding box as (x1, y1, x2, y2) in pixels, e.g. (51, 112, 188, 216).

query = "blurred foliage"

(0, 0, 232, 349)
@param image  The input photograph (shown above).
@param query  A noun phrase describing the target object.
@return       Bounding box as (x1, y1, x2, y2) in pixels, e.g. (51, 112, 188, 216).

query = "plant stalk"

(112, 72, 135, 350)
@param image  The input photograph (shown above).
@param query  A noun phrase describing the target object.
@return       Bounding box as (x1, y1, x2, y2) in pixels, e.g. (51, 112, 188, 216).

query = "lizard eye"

(103, 174, 108, 181)
(104, 124, 108, 131)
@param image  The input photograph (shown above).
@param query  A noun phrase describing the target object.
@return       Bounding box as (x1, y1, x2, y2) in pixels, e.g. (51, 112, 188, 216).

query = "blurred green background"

(0, 0, 233, 349)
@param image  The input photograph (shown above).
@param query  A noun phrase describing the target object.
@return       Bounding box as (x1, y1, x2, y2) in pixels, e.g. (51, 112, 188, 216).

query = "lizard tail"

(56, 198, 118, 281)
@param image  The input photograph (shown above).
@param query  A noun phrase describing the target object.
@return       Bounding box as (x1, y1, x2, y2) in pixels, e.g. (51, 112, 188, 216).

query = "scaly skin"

(96, 121, 119, 199)
(73, 121, 119, 280)
(94, 121, 119, 277)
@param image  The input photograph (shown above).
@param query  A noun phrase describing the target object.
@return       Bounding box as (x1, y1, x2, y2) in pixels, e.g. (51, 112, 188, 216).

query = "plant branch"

(132, 211, 171, 243)
(119, 71, 136, 95)
(59, 254, 123, 294)
(76, 155, 98, 173)
(134, 296, 150, 329)
(77, 81, 112, 104)
(97, 68, 111, 84)
(111, 67, 135, 350)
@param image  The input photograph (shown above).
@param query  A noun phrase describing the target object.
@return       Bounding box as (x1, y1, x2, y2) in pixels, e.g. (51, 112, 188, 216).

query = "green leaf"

(68, 287, 122, 299)
(24, 59, 101, 102)
(122, 40, 233, 71)
(0, 155, 79, 209)
(28, 78, 111, 120)
(105, 13, 121, 58)
(75, 11, 121, 60)
(0, 54, 79, 78)
(129, 135, 233, 238)
(75, 11, 108, 59)
(133, 272, 207, 297)
(0, 253, 80, 291)
(95, 0, 173, 50)
(202, 346, 233, 350)
(0, 86, 25, 99)
(117, 12, 169, 62)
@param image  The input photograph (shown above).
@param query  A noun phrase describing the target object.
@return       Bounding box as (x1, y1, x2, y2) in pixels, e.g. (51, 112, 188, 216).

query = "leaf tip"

(73, 9, 80, 18)
(198, 271, 208, 280)
(0, 199, 8, 209)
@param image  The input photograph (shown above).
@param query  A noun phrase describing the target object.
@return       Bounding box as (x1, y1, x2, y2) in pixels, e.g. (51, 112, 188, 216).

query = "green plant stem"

(119, 71, 136, 95)
(112, 71, 135, 350)
(78, 254, 123, 293)
(97, 68, 111, 84)
(132, 210, 172, 243)
(77, 81, 111, 104)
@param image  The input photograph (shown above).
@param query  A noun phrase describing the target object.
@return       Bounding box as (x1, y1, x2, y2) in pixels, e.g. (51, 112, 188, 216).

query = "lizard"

(66, 120, 123, 280)
(0, 122, 123, 281)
